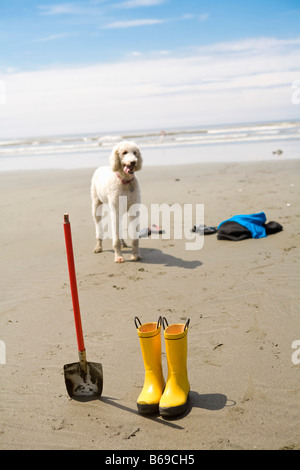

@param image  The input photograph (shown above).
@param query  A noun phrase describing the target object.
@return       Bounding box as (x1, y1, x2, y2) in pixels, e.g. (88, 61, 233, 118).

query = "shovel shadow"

(69, 394, 183, 429)
(67, 393, 234, 426)
(100, 395, 184, 430)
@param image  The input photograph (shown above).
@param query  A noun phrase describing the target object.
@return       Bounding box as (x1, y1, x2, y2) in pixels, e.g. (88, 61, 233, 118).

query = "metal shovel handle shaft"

(63, 214, 85, 353)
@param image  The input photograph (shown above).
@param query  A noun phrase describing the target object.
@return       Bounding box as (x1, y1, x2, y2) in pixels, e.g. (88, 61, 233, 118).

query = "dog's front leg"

(110, 200, 124, 263)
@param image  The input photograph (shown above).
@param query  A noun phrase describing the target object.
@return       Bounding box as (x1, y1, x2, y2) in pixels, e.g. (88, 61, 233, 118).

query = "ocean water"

(0, 120, 299, 171)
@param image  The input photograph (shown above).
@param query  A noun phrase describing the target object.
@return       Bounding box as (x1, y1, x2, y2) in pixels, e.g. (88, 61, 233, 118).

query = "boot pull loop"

(157, 316, 163, 328)
(134, 317, 142, 329)
(184, 318, 190, 331)
(162, 317, 169, 330)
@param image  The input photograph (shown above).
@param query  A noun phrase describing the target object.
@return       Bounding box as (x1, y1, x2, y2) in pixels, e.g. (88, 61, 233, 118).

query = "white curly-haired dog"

(91, 141, 142, 263)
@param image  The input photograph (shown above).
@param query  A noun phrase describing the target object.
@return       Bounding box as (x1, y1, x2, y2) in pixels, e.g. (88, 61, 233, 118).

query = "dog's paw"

(94, 240, 102, 253)
(115, 256, 125, 263)
(131, 254, 142, 261)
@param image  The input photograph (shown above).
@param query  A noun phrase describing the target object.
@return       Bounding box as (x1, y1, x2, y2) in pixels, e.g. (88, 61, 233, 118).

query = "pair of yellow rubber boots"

(134, 316, 190, 417)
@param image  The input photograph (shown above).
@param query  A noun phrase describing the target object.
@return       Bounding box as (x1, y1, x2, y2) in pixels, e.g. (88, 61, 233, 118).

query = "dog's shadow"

(138, 247, 202, 269)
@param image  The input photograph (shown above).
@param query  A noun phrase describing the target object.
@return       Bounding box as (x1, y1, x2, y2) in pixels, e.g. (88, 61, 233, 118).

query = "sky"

(0, 0, 300, 138)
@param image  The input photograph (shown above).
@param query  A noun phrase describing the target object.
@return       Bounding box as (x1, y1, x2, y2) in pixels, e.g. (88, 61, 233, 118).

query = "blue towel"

(218, 212, 267, 239)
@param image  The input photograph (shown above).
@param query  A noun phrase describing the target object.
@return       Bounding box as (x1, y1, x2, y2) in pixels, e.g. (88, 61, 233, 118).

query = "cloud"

(37, 2, 105, 16)
(35, 33, 72, 42)
(37, 0, 167, 16)
(1, 36, 299, 137)
(113, 0, 167, 7)
(198, 36, 300, 54)
(198, 13, 209, 22)
(38, 3, 83, 15)
(102, 12, 197, 29)
(113, 0, 168, 8)
(103, 18, 165, 28)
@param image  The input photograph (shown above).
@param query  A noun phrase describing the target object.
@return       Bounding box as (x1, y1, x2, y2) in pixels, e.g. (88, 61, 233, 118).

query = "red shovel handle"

(63, 214, 85, 352)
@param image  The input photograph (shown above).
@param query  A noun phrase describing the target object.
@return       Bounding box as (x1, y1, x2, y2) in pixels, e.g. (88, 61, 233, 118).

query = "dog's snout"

(125, 158, 137, 168)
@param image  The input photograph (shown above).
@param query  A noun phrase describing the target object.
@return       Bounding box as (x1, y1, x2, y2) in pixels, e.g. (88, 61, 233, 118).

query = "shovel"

(63, 213, 103, 398)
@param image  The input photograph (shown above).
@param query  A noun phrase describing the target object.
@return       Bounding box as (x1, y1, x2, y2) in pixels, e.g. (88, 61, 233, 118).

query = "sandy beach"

(0, 157, 299, 450)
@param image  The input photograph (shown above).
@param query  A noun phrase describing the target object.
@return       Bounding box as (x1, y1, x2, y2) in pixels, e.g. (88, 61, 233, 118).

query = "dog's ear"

(135, 148, 143, 171)
(110, 144, 121, 172)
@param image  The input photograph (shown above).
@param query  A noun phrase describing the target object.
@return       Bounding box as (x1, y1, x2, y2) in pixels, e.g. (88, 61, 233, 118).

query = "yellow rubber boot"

(135, 317, 165, 414)
(159, 319, 190, 417)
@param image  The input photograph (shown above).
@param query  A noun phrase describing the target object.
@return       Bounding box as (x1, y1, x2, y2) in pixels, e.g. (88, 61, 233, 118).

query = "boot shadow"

(161, 391, 232, 421)
(190, 391, 229, 410)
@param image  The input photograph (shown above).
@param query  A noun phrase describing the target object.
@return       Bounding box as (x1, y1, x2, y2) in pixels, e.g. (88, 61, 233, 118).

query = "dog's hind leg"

(131, 238, 141, 261)
(128, 209, 141, 261)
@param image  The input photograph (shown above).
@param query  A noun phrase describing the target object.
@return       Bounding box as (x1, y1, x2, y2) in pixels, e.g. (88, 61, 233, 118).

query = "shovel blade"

(64, 361, 103, 398)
